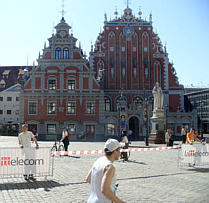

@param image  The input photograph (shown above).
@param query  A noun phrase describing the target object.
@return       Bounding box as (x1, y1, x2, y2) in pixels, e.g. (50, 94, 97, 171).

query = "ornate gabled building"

(89, 7, 196, 140)
(20, 6, 197, 141)
(20, 17, 105, 140)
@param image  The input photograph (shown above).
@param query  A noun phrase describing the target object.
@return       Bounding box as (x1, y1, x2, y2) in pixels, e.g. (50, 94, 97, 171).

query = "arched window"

(55, 48, 61, 59)
(133, 58, 137, 77)
(48, 78, 56, 90)
(63, 48, 69, 59)
(104, 97, 111, 112)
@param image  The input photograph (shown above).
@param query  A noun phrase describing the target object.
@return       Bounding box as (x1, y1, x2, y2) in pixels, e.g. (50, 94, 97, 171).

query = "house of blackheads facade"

(20, 7, 196, 141)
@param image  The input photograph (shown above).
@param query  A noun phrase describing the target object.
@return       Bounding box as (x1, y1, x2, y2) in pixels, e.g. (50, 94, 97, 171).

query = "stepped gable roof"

(0, 66, 33, 92)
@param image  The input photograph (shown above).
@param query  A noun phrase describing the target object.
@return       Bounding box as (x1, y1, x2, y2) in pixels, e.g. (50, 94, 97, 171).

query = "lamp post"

(200, 101, 205, 139)
(143, 98, 149, 146)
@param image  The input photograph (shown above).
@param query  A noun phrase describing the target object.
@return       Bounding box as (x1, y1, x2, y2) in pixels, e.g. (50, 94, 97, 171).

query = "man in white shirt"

(86, 139, 126, 203)
(18, 124, 39, 181)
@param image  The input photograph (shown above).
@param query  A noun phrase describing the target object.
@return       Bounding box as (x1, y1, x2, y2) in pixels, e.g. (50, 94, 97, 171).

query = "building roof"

(0, 66, 33, 92)
(185, 88, 209, 95)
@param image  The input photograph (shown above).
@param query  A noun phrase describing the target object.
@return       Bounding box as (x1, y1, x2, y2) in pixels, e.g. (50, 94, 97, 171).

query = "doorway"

(129, 116, 139, 141)
(86, 125, 95, 140)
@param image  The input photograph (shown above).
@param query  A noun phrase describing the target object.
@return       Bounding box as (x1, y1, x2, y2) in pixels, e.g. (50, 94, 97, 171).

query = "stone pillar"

(150, 110, 166, 144)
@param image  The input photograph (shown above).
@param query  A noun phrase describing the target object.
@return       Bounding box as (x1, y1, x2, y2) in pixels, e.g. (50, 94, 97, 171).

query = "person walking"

(181, 126, 187, 144)
(60, 127, 69, 153)
(121, 131, 129, 161)
(86, 139, 126, 203)
(165, 129, 171, 147)
(18, 124, 39, 181)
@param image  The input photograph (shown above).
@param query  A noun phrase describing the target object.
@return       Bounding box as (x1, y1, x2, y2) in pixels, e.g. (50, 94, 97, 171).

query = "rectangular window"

(67, 101, 76, 114)
(67, 124, 76, 133)
(107, 124, 115, 136)
(0, 109, 3, 114)
(7, 97, 12, 101)
(28, 102, 37, 115)
(0, 97, 3, 101)
(48, 79, 56, 90)
(86, 102, 96, 114)
(48, 102, 56, 115)
(16, 97, 19, 101)
(47, 124, 56, 134)
(67, 80, 75, 90)
(7, 110, 12, 114)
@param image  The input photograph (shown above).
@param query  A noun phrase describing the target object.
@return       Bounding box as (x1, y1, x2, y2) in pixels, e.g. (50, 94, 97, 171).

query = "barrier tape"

(51, 145, 181, 156)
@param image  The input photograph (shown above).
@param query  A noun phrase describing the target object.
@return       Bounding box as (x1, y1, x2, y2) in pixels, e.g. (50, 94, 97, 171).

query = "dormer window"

(0, 80, 6, 88)
(55, 48, 61, 59)
(17, 69, 24, 79)
(63, 48, 69, 59)
(2, 70, 10, 79)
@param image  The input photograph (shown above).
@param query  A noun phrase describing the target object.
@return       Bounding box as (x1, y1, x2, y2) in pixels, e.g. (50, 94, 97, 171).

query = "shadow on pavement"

(186, 167, 209, 173)
(0, 180, 87, 191)
(0, 180, 64, 191)
(117, 172, 193, 181)
(68, 155, 81, 158)
(127, 160, 147, 165)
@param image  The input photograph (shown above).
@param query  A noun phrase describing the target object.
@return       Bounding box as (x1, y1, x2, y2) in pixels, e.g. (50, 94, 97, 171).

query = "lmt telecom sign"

(1, 156, 44, 166)
(179, 144, 209, 165)
(0, 148, 51, 177)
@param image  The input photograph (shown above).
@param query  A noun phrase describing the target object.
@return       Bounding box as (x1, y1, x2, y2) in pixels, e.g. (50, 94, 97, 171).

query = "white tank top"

(87, 156, 116, 203)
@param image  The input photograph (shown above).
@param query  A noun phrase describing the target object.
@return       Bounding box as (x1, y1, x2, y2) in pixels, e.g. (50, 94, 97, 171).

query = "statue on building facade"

(152, 82, 164, 111)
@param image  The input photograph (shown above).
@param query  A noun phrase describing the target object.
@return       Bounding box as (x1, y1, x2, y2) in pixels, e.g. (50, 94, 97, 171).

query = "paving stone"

(0, 137, 209, 202)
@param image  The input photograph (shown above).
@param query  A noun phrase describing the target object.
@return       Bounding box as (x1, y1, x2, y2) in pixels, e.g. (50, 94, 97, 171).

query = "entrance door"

(86, 125, 95, 140)
(129, 117, 139, 141)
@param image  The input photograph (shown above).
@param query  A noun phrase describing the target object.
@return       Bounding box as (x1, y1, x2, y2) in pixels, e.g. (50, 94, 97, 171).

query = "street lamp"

(143, 98, 149, 146)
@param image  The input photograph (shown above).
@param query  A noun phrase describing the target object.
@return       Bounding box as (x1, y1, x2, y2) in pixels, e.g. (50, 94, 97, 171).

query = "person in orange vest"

(186, 128, 202, 144)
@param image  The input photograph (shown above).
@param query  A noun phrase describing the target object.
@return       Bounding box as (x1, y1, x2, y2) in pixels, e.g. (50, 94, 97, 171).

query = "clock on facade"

(60, 31, 66, 38)
(123, 26, 134, 38)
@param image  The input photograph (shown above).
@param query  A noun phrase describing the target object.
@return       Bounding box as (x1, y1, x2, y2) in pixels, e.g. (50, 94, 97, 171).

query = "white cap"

(104, 139, 125, 152)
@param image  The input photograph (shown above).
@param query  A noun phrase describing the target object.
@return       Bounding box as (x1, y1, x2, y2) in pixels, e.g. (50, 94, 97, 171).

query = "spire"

(126, 0, 130, 8)
(114, 7, 118, 19)
(60, 0, 66, 19)
(164, 42, 167, 53)
(138, 7, 142, 19)
(104, 12, 107, 23)
(90, 42, 93, 52)
(149, 12, 152, 23)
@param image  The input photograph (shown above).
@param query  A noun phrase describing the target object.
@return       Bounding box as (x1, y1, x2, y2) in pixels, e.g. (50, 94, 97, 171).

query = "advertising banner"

(179, 144, 209, 166)
(0, 147, 52, 177)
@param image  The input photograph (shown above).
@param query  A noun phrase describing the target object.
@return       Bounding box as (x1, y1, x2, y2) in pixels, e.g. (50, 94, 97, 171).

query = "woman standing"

(165, 129, 171, 147)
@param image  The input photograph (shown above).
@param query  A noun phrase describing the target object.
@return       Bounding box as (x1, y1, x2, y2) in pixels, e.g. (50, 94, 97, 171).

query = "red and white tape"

(51, 145, 181, 156)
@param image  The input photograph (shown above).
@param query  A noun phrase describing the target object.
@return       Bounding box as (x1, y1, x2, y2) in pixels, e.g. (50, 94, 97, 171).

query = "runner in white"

(86, 139, 126, 203)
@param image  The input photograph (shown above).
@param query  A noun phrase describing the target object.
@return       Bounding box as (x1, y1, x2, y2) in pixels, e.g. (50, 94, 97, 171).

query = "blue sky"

(0, 0, 209, 87)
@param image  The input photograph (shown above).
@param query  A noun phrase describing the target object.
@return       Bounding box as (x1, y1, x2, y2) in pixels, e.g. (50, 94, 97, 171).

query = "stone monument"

(149, 82, 166, 144)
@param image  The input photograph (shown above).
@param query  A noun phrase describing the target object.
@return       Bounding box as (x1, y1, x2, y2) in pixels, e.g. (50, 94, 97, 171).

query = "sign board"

(179, 144, 209, 166)
(0, 147, 52, 177)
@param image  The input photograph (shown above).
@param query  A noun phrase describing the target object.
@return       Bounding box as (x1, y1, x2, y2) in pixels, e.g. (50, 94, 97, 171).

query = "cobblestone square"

(0, 136, 209, 202)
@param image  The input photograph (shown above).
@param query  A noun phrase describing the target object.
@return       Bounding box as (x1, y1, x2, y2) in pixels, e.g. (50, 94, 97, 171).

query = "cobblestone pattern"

(0, 136, 209, 202)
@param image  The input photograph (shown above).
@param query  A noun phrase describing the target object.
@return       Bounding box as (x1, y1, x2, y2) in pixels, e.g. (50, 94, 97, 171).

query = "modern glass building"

(185, 89, 209, 134)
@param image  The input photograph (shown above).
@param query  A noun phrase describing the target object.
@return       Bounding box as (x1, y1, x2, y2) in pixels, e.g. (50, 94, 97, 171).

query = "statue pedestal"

(149, 109, 166, 144)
